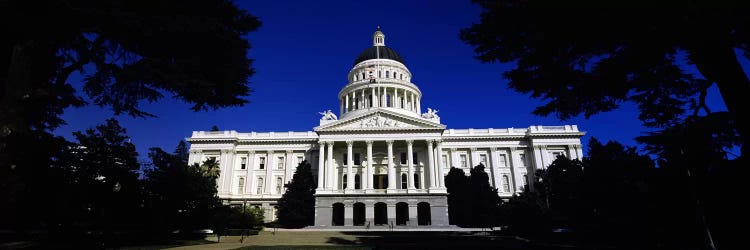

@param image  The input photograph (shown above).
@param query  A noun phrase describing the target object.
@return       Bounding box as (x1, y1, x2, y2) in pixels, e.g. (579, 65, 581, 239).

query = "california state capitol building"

(186, 28, 585, 228)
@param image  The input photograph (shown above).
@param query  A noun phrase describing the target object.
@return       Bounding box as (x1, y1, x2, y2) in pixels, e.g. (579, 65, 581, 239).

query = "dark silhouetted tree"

(461, 1, 750, 156)
(445, 167, 470, 226)
(174, 140, 189, 164)
(277, 160, 315, 228)
(144, 145, 221, 232)
(468, 164, 503, 227)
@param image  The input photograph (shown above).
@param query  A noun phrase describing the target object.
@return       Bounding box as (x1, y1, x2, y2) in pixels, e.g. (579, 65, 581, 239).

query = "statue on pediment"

(319, 110, 338, 120)
(422, 108, 439, 119)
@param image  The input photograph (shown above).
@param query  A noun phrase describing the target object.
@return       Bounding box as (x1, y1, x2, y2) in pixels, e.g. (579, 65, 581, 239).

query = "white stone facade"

(186, 28, 584, 227)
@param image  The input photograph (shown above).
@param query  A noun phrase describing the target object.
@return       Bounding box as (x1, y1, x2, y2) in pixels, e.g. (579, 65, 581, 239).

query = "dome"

(353, 46, 404, 66)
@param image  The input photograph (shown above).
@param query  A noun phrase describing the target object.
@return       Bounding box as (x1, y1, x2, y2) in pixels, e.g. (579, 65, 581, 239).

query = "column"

(264, 151, 273, 194)
(406, 140, 415, 189)
(469, 148, 477, 168)
(326, 142, 335, 190)
(346, 140, 354, 190)
(489, 147, 501, 188)
(506, 147, 520, 193)
(361, 89, 365, 109)
(339, 98, 343, 114)
(285, 150, 293, 185)
(366, 140, 374, 189)
(575, 144, 584, 159)
(345, 95, 349, 112)
(317, 142, 326, 189)
(387, 140, 396, 190)
(417, 99, 421, 114)
(436, 140, 446, 188)
(247, 151, 256, 193)
(410, 93, 414, 111)
(426, 140, 436, 188)
(372, 87, 378, 108)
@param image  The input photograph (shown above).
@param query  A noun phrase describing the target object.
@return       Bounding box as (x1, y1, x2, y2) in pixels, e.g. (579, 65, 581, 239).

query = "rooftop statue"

(319, 110, 338, 120)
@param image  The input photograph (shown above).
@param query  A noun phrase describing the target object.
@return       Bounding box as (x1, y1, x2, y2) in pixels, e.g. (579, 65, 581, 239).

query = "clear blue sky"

(53, 0, 734, 162)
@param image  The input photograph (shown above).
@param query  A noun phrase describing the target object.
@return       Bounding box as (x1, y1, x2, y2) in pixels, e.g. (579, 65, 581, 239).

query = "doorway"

(374, 202, 387, 225)
(373, 174, 388, 189)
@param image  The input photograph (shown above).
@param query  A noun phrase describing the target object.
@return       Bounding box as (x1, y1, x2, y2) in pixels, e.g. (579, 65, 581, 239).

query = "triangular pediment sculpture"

(314, 110, 445, 132)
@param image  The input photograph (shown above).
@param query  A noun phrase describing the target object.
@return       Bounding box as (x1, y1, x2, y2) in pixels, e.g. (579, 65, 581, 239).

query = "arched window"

(414, 173, 420, 189)
(238, 177, 245, 194)
(386, 71, 390, 78)
(256, 177, 264, 194)
(276, 177, 283, 194)
(362, 72, 365, 80)
(401, 174, 407, 189)
(355, 174, 361, 189)
(503, 175, 510, 192)
(342, 174, 347, 189)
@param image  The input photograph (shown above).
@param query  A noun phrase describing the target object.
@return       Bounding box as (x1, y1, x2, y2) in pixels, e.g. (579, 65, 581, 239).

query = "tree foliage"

(461, 0, 748, 155)
(144, 145, 221, 231)
(277, 160, 315, 228)
(446, 165, 503, 227)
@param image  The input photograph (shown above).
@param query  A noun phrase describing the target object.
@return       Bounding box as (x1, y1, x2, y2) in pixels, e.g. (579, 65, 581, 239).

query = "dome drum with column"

(339, 29, 423, 120)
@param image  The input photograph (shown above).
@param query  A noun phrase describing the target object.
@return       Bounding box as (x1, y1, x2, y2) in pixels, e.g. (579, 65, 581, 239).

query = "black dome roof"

(353, 46, 404, 66)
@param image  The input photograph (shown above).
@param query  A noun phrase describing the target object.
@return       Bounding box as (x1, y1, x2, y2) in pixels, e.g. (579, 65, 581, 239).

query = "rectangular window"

(240, 157, 247, 169)
(259, 157, 266, 169)
(256, 177, 264, 194)
(400, 152, 407, 164)
(238, 177, 245, 194)
(354, 153, 361, 165)
(277, 156, 285, 169)
(502, 175, 510, 192)
(412, 152, 418, 164)
(297, 156, 304, 165)
(442, 155, 448, 167)
(276, 177, 283, 194)
(519, 153, 526, 167)
(479, 154, 487, 166)
(498, 155, 507, 167)
(460, 154, 467, 168)
(343, 153, 347, 164)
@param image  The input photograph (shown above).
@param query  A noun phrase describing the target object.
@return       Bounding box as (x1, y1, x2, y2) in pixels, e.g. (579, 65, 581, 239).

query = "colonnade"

(339, 86, 421, 115)
(316, 139, 445, 191)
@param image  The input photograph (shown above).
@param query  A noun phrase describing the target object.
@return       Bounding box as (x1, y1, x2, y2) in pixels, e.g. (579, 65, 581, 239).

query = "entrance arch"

(374, 202, 387, 225)
(332, 203, 344, 226)
(353, 202, 365, 226)
(417, 202, 431, 225)
(396, 202, 409, 226)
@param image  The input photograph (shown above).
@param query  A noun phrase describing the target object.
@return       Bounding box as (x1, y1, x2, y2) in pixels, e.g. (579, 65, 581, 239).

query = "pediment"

(314, 110, 445, 132)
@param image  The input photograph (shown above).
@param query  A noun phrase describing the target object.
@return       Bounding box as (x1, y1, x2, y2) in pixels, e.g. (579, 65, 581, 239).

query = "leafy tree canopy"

(1, 0, 261, 133)
(461, 0, 748, 154)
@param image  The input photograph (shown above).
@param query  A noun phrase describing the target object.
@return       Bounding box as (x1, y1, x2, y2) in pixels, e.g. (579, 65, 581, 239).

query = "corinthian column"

(346, 140, 354, 190)
(406, 140, 415, 189)
(436, 140, 446, 188)
(366, 140, 374, 190)
(427, 139, 436, 188)
(317, 142, 325, 189)
(386, 140, 396, 190)
(326, 142, 334, 190)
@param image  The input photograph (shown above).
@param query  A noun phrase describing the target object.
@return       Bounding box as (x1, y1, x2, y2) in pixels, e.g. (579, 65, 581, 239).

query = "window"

(498, 155, 507, 167)
(297, 156, 304, 165)
(386, 95, 391, 107)
(503, 175, 510, 192)
(519, 153, 526, 166)
(400, 152, 407, 164)
(552, 151, 565, 159)
(412, 152, 418, 164)
(259, 157, 266, 169)
(368, 95, 373, 108)
(400, 98, 405, 108)
(342, 174, 347, 189)
(386, 71, 390, 78)
(362, 72, 365, 80)
(355, 174, 361, 189)
(442, 155, 448, 167)
(479, 154, 487, 166)
(277, 157, 285, 169)
(460, 154, 467, 168)
(355, 98, 360, 109)
(354, 153, 361, 165)
(414, 173, 420, 189)
(401, 174, 407, 189)
(240, 157, 247, 169)
(276, 177, 283, 194)
(238, 177, 245, 194)
(400, 73, 403, 80)
(378, 71, 381, 78)
(256, 177, 264, 194)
